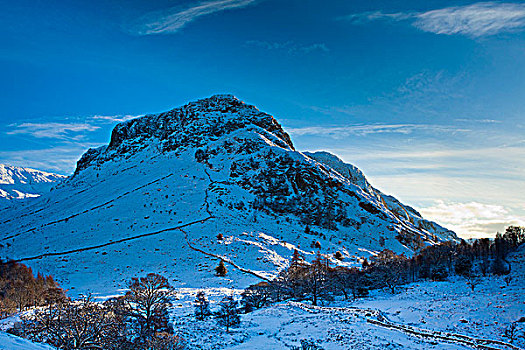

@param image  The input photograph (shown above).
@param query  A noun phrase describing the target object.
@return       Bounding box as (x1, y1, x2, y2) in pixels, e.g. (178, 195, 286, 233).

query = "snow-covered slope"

(0, 95, 457, 295)
(0, 164, 66, 206)
(0, 332, 55, 350)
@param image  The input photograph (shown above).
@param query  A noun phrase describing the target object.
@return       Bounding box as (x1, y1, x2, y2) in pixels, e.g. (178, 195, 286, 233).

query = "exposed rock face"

(75, 94, 293, 174)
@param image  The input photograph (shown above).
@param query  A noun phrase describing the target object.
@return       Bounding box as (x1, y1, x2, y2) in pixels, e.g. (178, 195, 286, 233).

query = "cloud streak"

(92, 115, 140, 123)
(287, 124, 469, 138)
(246, 40, 329, 54)
(137, 0, 258, 35)
(0, 147, 95, 175)
(6, 123, 99, 140)
(342, 2, 525, 37)
(414, 2, 525, 37)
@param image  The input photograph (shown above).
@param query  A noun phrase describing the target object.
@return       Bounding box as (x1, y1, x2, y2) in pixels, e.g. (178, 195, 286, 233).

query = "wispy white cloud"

(420, 200, 525, 238)
(6, 122, 99, 140)
(287, 124, 469, 138)
(136, 0, 259, 35)
(414, 2, 525, 37)
(342, 2, 525, 37)
(303, 70, 469, 122)
(342, 11, 414, 24)
(92, 115, 140, 123)
(454, 118, 502, 123)
(2, 114, 144, 174)
(246, 40, 329, 54)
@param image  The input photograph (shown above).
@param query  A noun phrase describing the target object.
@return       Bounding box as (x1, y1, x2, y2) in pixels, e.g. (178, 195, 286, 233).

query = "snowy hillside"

(0, 332, 55, 350)
(0, 164, 66, 206)
(0, 95, 456, 295)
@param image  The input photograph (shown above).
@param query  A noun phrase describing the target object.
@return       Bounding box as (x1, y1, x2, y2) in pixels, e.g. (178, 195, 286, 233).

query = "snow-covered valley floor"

(1, 247, 523, 350)
(167, 246, 525, 349)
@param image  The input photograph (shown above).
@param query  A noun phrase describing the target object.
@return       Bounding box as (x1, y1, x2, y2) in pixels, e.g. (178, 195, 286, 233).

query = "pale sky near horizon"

(1, 0, 524, 238)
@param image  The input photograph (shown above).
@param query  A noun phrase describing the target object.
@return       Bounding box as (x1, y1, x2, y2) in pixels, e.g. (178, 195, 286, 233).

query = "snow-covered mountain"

(0, 164, 66, 206)
(0, 95, 456, 295)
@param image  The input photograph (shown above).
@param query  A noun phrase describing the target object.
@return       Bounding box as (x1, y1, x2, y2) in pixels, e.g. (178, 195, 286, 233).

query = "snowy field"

(167, 246, 525, 349)
(0, 96, 521, 349)
(1, 247, 523, 349)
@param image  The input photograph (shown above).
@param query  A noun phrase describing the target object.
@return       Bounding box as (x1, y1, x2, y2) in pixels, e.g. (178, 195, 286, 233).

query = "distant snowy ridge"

(0, 95, 456, 295)
(0, 164, 66, 204)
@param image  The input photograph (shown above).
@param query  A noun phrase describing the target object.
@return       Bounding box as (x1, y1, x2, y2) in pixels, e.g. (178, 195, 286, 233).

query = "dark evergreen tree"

(429, 264, 448, 281)
(492, 258, 510, 275)
(454, 255, 473, 277)
(215, 260, 228, 277)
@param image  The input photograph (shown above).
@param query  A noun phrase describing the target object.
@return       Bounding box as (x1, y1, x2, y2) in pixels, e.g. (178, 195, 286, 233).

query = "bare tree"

(216, 295, 240, 332)
(147, 332, 186, 350)
(194, 291, 210, 320)
(503, 322, 519, 344)
(301, 252, 332, 306)
(241, 282, 271, 312)
(21, 295, 129, 350)
(331, 267, 365, 300)
(368, 249, 408, 294)
(125, 273, 175, 340)
(464, 273, 481, 292)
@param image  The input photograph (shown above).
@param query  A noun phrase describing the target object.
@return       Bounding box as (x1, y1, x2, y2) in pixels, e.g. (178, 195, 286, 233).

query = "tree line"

(0, 260, 66, 317)
(6, 269, 245, 349)
(238, 226, 525, 311)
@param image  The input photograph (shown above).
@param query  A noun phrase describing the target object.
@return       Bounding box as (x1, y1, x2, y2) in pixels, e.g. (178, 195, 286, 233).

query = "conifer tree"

(302, 252, 331, 305)
(215, 260, 228, 276)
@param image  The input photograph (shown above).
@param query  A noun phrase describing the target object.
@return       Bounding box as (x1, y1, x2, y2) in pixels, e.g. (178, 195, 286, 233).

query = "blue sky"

(1, 0, 524, 238)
